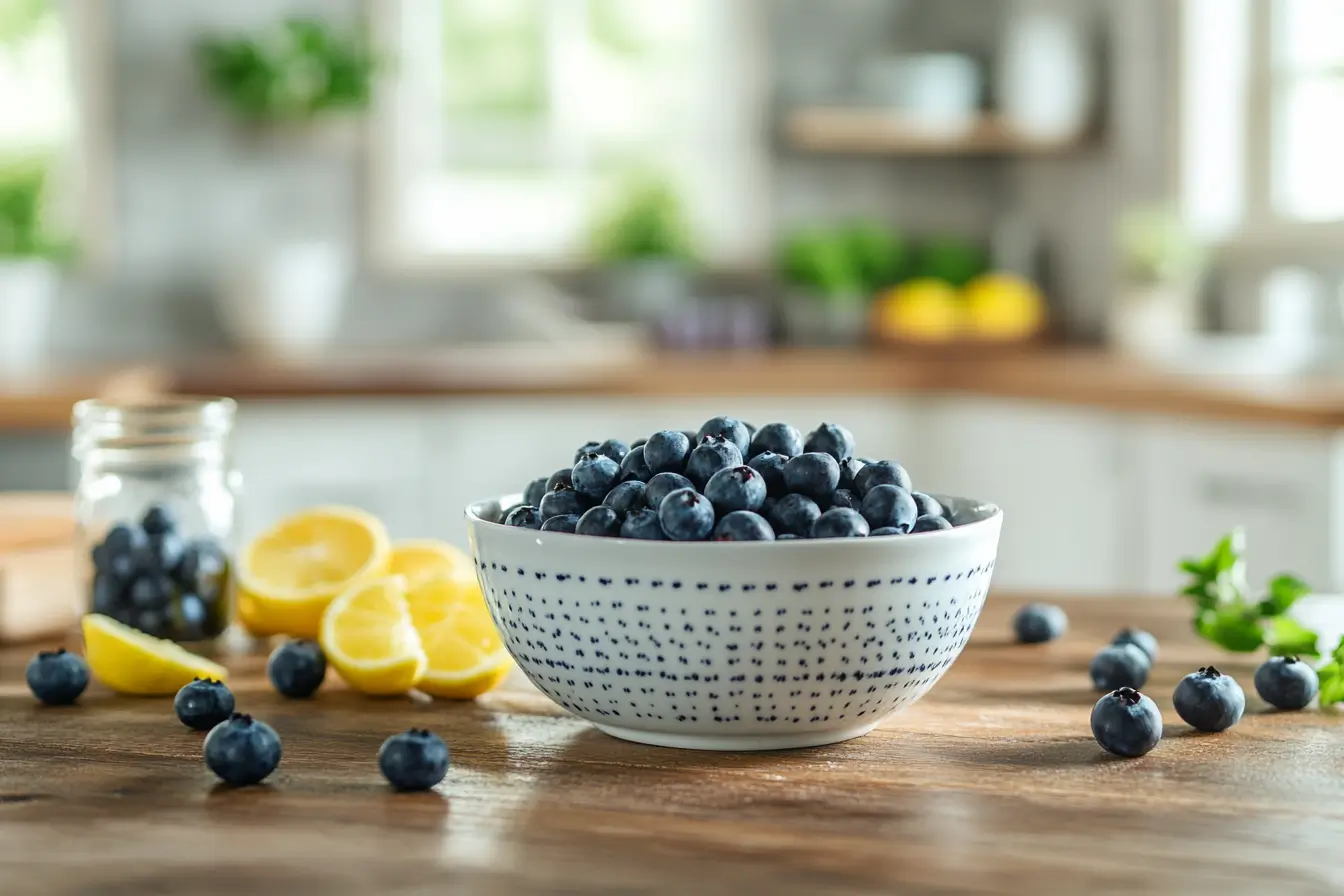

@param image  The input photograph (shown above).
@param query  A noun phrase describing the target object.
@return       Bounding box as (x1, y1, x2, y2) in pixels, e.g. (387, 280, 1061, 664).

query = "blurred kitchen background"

(4, 0, 1344, 599)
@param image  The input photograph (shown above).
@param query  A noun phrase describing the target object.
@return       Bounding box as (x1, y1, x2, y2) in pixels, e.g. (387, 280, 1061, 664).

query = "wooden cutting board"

(0, 492, 80, 644)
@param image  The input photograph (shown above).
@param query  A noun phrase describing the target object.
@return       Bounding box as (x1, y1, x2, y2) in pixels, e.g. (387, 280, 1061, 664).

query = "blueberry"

(25, 648, 89, 705)
(619, 445, 654, 483)
(141, 502, 177, 536)
(1091, 687, 1162, 758)
(658, 488, 716, 541)
(837, 457, 865, 491)
(777, 533, 800, 541)
(204, 713, 283, 786)
(378, 728, 450, 791)
(858, 484, 917, 533)
(1090, 644, 1151, 691)
(759, 495, 778, 521)
(912, 515, 952, 533)
(176, 539, 227, 592)
(827, 488, 858, 510)
(695, 416, 751, 458)
(620, 508, 667, 540)
(803, 423, 855, 462)
(100, 523, 149, 582)
(603, 480, 647, 516)
(539, 485, 587, 520)
(911, 492, 944, 519)
(685, 435, 743, 490)
(574, 441, 603, 464)
(149, 531, 187, 574)
(134, 609, 170, 637)
(704, 465, 767, 516)
(645, 472, 694, 510)
(177, 593, 211, 640)
(1254, 655, 1319, 710)
(92, 573, 123, 615)
(1012, 603, 1068, 643)
(540, 514, 581, 533)
(630, 437, 647, 449)
(546, 468, 574, 493)
(810, 507, 870, 539)
(572, 453, 622, 501)
(748, 422, 803, 459)
(523, 476, 549, 508)
(767, 493, 822, 538)
(1111, 627, 1159, 663)
(174, 678, 235, 731)
(746, 451, 789, 497)
(504, 505, 543, 529)
(576, 505, 623, 537)
(596, 438, 629, 465)
(1173, 666, 1245, 732)
(854, 460, 912, 496)
(713, 511, 776, 541)
(644, 430, 692, 475)
(870, 527, 903, 537)
(267, 640, 327, 699)
(130, 575, 173, 610)
(782, 452, 840, 504)
(681, 429, 700, 445)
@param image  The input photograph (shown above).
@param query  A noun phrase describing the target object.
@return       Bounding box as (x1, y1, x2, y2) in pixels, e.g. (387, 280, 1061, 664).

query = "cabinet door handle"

(1197, 474, 1303, 511)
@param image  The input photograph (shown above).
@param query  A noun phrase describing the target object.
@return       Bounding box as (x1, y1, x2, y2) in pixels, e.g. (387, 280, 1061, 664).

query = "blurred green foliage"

(0, 0, 47, 48)
(909, 236, 988, 288)
(0, 156, 69, 260)
(1117, 204, 1204, 286)
(589, 177, 696, 265)
(196, 18, 377, 122)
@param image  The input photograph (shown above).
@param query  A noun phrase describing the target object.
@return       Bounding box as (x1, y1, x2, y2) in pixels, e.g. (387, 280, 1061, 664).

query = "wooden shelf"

(783, 108, 1093, 156)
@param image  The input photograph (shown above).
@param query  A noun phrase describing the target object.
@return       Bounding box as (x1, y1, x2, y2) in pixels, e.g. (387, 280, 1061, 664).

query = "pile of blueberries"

(502, 417, 956, 542)
(24, 639, 450, 792)
(89, 503, 230, 642)
(1012, 603, 1323, 758)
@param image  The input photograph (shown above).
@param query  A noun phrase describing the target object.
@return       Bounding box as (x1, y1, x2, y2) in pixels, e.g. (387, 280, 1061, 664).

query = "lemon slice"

(319, 576, 427, 695)
(236, 506, 391, 639)
(81, 614, 228, 696)
(405, 577, 511, 700)
(389, 539, 476, 591)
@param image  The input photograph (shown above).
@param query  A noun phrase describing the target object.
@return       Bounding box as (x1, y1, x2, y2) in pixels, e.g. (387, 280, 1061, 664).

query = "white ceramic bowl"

(466, 495, 1002, 751)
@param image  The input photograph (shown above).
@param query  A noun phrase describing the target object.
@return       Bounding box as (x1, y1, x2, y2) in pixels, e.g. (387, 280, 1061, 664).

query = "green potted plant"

(589, 177, 696, 323)
(0, 156, 68, 375)
(777, 221, 905, 345)
(195, 18, 378, 142)
(1110, 203, 1205, 358)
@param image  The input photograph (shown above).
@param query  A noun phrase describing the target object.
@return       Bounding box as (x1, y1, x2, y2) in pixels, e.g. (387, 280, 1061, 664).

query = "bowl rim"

(465, 492, 1001, 550)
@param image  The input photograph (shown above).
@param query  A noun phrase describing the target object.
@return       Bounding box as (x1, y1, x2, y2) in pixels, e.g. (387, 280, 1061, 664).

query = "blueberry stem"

(1115, 686, 1143, 705)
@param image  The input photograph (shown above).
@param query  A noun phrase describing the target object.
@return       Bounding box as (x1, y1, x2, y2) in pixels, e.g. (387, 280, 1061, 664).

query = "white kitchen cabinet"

(907, 397, 1137, 595)
(1135, 419, 1336, 594)
(232, 400, 432, 543)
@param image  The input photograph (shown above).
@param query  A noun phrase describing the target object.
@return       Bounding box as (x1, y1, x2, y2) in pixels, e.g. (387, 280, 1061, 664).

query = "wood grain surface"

(2, 595, 1343, 895)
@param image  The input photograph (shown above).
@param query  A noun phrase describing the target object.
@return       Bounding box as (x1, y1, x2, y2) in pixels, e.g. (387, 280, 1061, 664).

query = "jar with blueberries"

(72, 397, 240, 643)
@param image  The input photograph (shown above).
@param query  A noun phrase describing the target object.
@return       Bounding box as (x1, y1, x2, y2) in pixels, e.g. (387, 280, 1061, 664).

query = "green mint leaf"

(1194, 608, 1265, 653)
(1318, 660, 1344, 706)
(1179, 559, 1209, 576)
(1331, 635, 1344, 667)
(1258, 574, 1310, 617)
(1265, 616, 1319, 658)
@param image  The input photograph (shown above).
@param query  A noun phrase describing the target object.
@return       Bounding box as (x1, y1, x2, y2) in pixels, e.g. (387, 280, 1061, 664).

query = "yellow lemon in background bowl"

(963, 273, 1046, 342)
(872, 278, 963, 343)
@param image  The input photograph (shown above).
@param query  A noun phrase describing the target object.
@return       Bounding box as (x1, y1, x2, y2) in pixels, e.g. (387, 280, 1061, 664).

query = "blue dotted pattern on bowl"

(474, 556, 994, 732)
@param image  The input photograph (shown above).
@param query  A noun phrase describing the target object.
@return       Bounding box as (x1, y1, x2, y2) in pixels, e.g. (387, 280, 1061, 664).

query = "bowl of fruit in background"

(466, 417, 1002, 751)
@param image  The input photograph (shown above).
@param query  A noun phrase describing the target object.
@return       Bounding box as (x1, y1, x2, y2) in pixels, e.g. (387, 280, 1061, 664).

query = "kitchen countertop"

(3, 595, 1342, 895)
(12, 347, 1344, 431)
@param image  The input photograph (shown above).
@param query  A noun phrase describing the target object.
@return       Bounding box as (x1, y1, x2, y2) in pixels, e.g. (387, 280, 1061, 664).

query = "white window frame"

(364, 0, 770, 274)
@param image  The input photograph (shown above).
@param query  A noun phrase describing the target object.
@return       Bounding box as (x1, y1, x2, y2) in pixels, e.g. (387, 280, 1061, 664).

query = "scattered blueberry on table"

(25, 648, 90, 705)
(1173, 666, 1245, 732)
(267, 640, 328, 699)
(378, 729, 450, 791)
(1011, 603, 1068, 644)
(1091, 686, 1163, 758)
(1110, 627, 1159, 663)
(88, 502, 229, 642)
(174, 678, 235, 731)
(1089, 644, 1151, 691)
(497, 417, 966, 542)
(204, 713, 283, 786)
(1253, 655, 1319, 710)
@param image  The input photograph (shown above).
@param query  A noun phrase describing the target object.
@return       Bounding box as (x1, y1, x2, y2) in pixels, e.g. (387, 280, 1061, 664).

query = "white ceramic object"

(0, 259, 58, 376)
(466, 494, 1002, 751)
(863, 54, 981, 137)
(214, 241, 350, 358)
(998, 0, 1092, 141)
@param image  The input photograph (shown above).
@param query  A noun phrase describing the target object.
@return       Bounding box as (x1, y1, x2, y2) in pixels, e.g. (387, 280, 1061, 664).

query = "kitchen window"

(368, 0, 768, 270)
(1181, 0, 1344, 247)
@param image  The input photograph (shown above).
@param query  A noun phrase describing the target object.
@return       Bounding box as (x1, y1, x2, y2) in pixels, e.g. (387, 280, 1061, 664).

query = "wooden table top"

(3, 595, 1342, 895)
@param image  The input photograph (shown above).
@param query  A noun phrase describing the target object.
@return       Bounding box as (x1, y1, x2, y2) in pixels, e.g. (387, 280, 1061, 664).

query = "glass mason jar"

(72, 398, 240, 644)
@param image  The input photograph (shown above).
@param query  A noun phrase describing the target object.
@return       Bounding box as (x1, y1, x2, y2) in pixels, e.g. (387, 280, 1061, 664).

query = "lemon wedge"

(236, 506, 390, 639)
(319, 576, 427, 696)
(405, 576, 511, 700)
(389, 539, 476, 591)
(81, 613, 228, 695)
